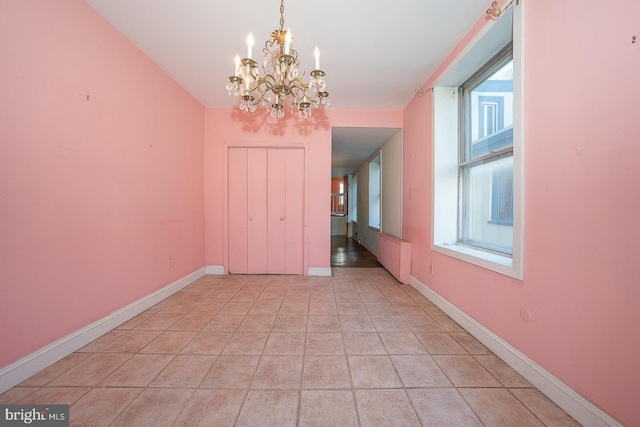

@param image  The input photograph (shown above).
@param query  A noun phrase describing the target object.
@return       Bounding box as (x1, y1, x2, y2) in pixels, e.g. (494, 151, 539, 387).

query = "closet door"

(228, 147, 304, 275)
(267, 149, 286, 273)
(284, 148, 304, 274)
(228, 148, 248, 273)
(247, 149, 268, 273)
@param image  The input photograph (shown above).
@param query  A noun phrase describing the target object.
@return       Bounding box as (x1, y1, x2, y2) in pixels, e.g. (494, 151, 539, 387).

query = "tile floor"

(0, 267, 581, 426)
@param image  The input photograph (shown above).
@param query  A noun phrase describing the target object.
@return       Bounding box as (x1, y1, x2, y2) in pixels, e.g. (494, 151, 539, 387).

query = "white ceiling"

(85, 0, 489, 175)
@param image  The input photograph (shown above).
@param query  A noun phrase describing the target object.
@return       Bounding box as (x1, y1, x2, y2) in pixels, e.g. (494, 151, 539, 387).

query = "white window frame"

(368, 153, 381, 230)
(432, 3, 524, 279)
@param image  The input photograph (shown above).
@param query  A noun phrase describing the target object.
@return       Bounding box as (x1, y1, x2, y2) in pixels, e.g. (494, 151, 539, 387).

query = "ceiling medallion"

(226, 0, 329, 119)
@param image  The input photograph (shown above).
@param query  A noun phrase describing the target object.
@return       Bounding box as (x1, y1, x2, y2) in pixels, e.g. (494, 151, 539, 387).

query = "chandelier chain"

(279, 0, 285, 31)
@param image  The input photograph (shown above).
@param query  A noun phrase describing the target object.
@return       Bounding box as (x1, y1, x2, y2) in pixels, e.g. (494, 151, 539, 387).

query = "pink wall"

(204, 108, 401, 272)
(402, 0, 640, 425)
(0, 0, 205, 369)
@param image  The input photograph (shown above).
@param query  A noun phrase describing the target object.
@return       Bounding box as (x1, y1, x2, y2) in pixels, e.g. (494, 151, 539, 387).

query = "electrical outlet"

(167, 258, 173, 269)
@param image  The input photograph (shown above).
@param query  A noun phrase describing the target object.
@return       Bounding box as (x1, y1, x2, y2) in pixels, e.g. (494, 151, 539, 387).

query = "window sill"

(432, 242, 522, 279)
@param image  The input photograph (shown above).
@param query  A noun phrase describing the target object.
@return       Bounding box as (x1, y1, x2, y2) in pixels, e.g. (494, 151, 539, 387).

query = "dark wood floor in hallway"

(331, 236, 381, 268)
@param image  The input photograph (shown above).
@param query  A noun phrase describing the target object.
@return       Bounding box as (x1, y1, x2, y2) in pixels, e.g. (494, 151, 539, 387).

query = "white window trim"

(432, 2, 524, 280)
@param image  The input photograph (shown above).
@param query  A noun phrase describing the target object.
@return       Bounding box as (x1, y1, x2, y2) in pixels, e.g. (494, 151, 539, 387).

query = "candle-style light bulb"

(314, 46, 320, 70)
(247, 33, 254, 59)
(234, 53, 240, 76)
(284, 30, 291, 55)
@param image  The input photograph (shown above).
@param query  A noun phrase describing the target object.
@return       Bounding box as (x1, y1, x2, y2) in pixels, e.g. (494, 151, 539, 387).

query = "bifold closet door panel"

(284, 148, 305, 274)
(228, 148, 248, 274)
(267, 149, 286, 274)
(247, 148, 268, 273)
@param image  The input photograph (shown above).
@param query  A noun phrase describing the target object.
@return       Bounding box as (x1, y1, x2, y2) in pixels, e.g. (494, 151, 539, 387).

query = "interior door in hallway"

(228, 147, 304, 274)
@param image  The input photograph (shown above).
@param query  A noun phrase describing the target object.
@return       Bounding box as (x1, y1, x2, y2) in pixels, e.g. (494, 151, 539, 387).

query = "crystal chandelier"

(226, 0, 329, 119)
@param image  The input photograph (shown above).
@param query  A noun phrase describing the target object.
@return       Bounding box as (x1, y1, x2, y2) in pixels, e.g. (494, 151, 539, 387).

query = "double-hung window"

(431, 2, 523, 279)
(459, 46, 514, 255)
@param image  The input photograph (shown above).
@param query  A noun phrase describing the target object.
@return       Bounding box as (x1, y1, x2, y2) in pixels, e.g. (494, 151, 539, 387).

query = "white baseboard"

(308, 267, 332, 277)
(205, 265, 225, 275)
(0, 267, 206, 394)
(409, 275, 621, 427)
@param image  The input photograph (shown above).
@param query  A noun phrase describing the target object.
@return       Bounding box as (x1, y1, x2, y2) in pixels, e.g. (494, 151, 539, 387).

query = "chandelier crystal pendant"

(225, 0, 329, 119)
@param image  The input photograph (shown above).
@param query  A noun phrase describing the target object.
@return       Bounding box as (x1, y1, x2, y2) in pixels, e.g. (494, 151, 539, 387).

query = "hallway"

(331, 236, 381, 268)
(0, 268, 579, 426)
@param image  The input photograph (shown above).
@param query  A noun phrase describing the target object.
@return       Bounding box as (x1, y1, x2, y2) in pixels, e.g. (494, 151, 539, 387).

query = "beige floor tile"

(252, 355, 303, 389)
(273, 315, 308, 332)
(200, 355, 260, 388)
(222, 332, 268, 355)
(180, 331, 232, 355)
(149, 354, 216, 388)
(134, 313, 184, 330)
(202, 314, 245, 331)
(248, 301, 281, 315)
(218, 302, 254, 316)
(348, 355, 402, 388)
(173, 389, 246, 426)
(337, 302, 368, 315)
(188, 300, 226, 315)
(379, 332, 427, 354)
(364, 302, 398, 315)
(308, 302, 338, 315)
(475, 354, 531, 387)
(391, 355, 452, 387)
(167, 314, 213, 331)
(101, 353, 173, 387)
(355, 389, 420, 427)
(236, 390, 298, 427)
(340, 315, 376, 332)
(305, 333, 345, 355)
(48, 353, 131, 386)
(307, 315, 341, 332)
(343, 332, 386, 355)
(0, 387, 39, 404)
(403, 315, 445, 332)
(459, 388, 544, 426)
(450, 331, 491, 354)
(70, 387, 142, 427)
(264, 333, 305, 355)
(99, 329, 162, 353)
(1, 269, 578, 427)
(299, 390, 358, 427)
(335, 292, 362, 303)
(393, 302, 428, 316)
(433, 355, 502, 387)
(407, 388, 482, 427)
(302, 355, 351, 389)
(77, 329, 126, 352)
(15, 386, 89, 405)
(510, 388, 582, 426)
(19, 352, 90, 386)
(432, 315, 466, 332)
(371, 315, 410, 332)
(309, 292, 335, 303)
(279, 302, 309, 316)
(139, 330, 197, 354)
(413, 331, 468, 354)
(237, 315, 276, 332)
(110, 388, 193, 427)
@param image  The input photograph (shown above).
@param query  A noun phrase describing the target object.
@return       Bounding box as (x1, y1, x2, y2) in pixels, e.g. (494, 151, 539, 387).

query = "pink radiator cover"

(376, 233, 411, 284)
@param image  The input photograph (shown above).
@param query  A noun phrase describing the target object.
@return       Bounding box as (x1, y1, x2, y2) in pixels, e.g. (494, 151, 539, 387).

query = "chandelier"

(225, 0, 329, 119)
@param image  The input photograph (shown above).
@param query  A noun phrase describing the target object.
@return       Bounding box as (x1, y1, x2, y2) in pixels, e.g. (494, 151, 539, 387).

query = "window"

(459, 47, 514, 254)
(432, 3, 523, 279)
(348, 173, 358, 223)
(368, 154, 381, 230)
